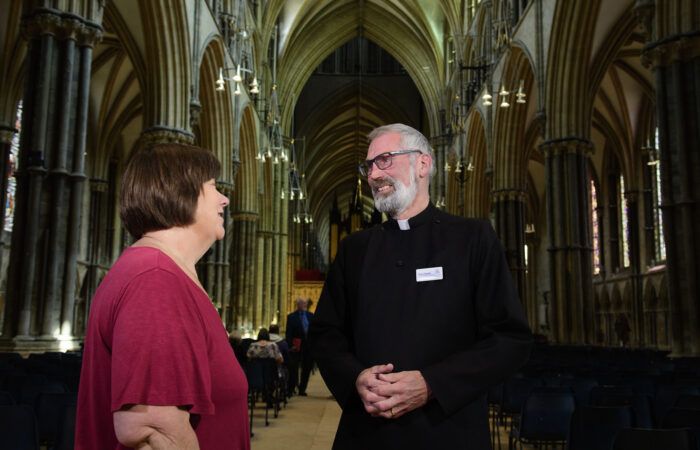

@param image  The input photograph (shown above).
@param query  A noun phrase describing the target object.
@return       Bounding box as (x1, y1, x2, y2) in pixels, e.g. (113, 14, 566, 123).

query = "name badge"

(416, 266, 443, 282)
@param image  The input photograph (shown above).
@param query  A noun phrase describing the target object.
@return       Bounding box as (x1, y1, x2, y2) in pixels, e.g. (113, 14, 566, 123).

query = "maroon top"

(76, 247, 249, 450)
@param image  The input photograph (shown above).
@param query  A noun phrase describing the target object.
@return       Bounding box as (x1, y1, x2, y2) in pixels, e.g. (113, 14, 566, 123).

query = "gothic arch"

(234, 106, 259, 215)
(138, 0, 193, 135)
(492, 45, 536, 191)
(276, 1, 444, 136)
(198, 38, 235, 181)
(0, 0, 27, 126)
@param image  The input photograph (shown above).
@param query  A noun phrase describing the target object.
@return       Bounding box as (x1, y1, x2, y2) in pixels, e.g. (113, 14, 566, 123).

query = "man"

(309, 123, 532, 449)
(285, 298, 314, 396)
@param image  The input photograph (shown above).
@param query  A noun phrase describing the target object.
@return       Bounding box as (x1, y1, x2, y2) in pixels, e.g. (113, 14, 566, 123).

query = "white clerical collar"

(397, 219, 410, 230)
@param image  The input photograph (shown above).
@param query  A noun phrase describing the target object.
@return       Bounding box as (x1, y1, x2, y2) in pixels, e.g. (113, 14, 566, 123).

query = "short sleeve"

(110, 269, 215, 415)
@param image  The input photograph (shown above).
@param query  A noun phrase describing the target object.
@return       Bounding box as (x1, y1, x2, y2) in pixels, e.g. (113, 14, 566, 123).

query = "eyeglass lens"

(360, 153, 392, 176)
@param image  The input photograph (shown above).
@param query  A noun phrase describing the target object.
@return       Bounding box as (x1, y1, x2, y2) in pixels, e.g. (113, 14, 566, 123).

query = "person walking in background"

(309, 123, 532, 449)
(76, 143, 250, 450)
(286, 298, 314, 396)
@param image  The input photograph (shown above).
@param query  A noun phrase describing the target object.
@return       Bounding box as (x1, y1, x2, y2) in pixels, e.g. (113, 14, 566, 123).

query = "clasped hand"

(355, 363, 430, 419)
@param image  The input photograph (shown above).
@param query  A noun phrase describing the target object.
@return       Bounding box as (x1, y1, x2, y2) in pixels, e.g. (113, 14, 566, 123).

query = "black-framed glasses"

(358, 149, 422, 177)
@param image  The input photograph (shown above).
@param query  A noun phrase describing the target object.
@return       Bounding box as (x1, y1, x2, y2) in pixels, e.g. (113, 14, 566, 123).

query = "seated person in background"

(229, 330, 247, 364)
(269, 324, 289, 363)
(247, 328, 283, 364)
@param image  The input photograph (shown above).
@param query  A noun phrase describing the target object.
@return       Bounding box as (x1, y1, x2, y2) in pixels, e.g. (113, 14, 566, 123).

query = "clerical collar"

(383, 202, 437, 230)
(397, 219, 410, 230)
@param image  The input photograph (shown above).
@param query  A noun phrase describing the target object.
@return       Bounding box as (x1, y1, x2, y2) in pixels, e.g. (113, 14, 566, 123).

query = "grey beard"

(372, 171, 418, 218)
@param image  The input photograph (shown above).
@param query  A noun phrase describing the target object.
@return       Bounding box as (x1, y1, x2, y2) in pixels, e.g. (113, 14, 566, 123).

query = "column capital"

(232, 211, 259, 222)
(190, 100, 202, 129)
(216, 180, 233, 195)
(491, 189, 527, 202)
(55, 18, 82, 41)
(77, 23, 103, 47)
(642, 32, 700, 68)
(138, 126, 195, 148)
(90, 178, 108, 192)
(22, 11, 62, 39)
(539, 137, 593, 157)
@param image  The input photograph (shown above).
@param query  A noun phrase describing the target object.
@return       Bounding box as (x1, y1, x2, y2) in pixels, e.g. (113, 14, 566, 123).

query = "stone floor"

(250, 372, 341, 450)
(249, 373, 533, 450)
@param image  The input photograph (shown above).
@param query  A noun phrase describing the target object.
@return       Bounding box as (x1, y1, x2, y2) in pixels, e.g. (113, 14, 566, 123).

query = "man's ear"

(418, 153, 432, 178)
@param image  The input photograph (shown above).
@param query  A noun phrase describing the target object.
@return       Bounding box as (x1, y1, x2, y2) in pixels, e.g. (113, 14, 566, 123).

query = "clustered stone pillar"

(541, 138, 595, 345)
(644, 32, 700, 356)
(230, 211, 258, 332)
(199, 182, 233, 318)
(492, 189, 527, 306)
(0, 9, 101, 351)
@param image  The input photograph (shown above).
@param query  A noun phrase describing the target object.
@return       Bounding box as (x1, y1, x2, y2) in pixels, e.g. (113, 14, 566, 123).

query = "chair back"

(0, 390, 15, 405)
(54, 403, 76, 450)
(613, 427, 695, 450)
(676, 395, 700, 410)
(0, 405, 40, 450)
(518, 392, 575, 441)
(245, 359, 266, 391)
(34, 392, 77, 446)
(568, 405, 633, 450)
(590, 392, 653, 428)
(501, 377, 541, 415)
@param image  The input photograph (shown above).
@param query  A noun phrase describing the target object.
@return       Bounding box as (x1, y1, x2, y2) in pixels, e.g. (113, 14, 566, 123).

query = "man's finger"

(371, 382, 401, 398)
(370, 363, 394, 374)
(376, 372, 401, 383)
(362, 391, 390, 404)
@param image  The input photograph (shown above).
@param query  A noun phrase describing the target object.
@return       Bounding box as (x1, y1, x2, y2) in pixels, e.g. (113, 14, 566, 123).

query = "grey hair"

(367, 123, 436, 178)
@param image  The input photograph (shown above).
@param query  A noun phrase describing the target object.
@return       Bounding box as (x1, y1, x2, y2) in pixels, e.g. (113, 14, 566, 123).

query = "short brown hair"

(119, 143, 221, 239)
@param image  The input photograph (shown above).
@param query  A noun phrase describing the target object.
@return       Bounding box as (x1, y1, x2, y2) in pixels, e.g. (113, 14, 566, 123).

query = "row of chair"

(243, 357, 289, 436)
(509, 390, 700, 450)
(0, 394, 76, 450)
(493, 344, 700, 449)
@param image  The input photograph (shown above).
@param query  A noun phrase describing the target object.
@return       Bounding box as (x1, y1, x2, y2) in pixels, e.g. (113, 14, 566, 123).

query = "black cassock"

(309, 203, 533, 450)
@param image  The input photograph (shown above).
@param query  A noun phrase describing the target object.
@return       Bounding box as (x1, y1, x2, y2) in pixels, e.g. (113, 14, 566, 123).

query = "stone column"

(643, 32, 700, 356)
(82, 179, 108, 325)
(492, 189, 527, 305)
(230, 211, 258, 331)
(0, 9, 102, 351)
(625, 190, 644, 347)
(198, 183, 232, 315)
(540, 138, 595, 344)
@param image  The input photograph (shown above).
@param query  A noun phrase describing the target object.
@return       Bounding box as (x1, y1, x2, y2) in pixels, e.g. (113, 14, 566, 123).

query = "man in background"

(286, 298, 314, 396)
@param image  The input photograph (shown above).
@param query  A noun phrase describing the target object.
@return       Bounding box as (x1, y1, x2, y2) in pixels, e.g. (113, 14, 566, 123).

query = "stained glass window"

(619, 175, 630, 268)
(591, 179, 601, 274)
(652, 128, 666, 262)
(4, 100, 21, 232)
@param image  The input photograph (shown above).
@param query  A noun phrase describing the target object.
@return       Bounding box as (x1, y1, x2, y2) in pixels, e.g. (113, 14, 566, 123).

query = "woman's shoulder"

(116, 247, 185, 278)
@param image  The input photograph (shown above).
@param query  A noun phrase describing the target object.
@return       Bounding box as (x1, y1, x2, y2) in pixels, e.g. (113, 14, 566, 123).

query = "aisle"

(250, 372, 341, 450)
(249, 373, 519, 450)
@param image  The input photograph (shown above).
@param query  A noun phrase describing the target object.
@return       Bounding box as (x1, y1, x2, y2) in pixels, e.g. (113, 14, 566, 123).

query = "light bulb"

(233, 65, 242, 83)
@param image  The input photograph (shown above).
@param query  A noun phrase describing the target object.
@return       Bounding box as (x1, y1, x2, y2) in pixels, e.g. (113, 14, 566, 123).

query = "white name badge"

(416, 266, 443, 282)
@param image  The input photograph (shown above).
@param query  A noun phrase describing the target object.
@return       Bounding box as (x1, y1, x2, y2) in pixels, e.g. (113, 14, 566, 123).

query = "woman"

(76, 143, 249, 450)
(247, 328, 284, 364)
